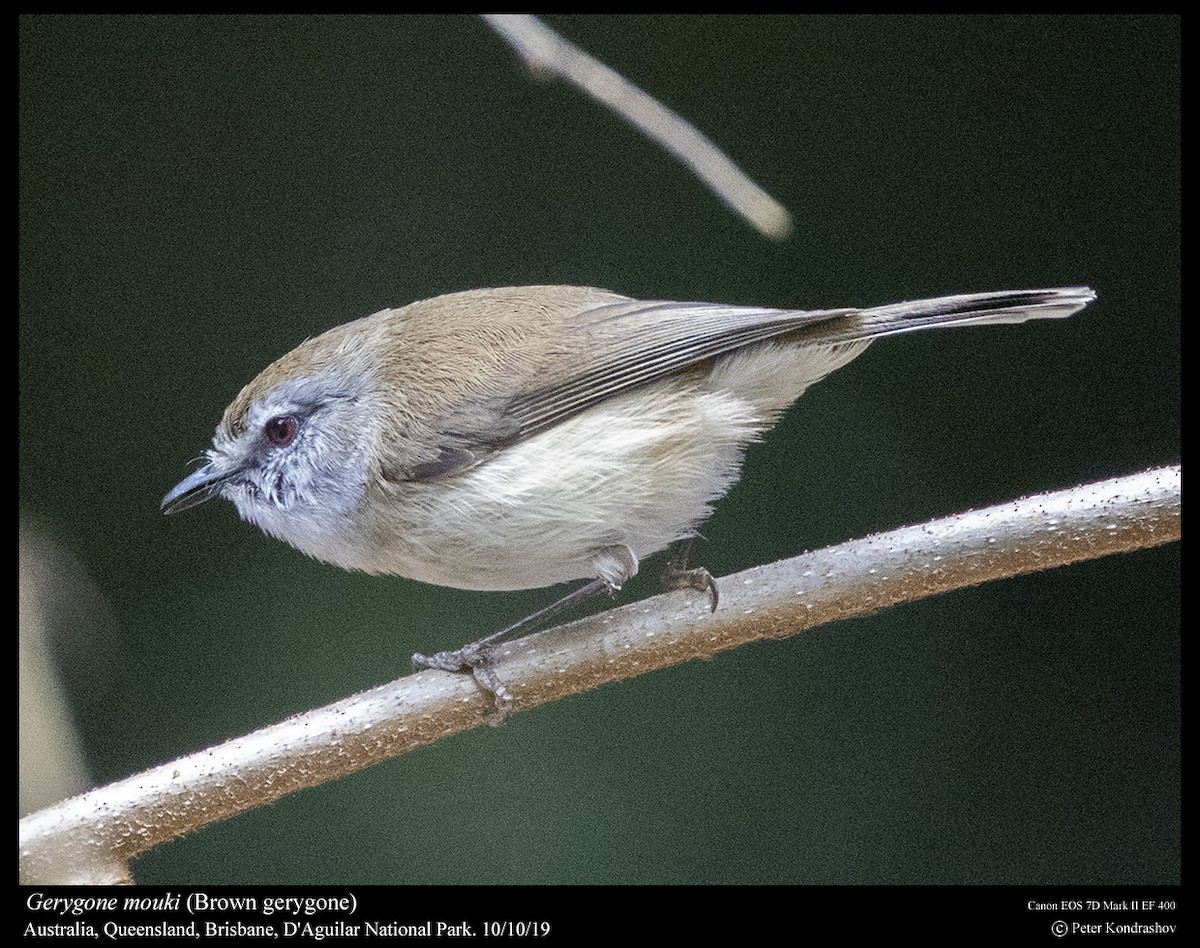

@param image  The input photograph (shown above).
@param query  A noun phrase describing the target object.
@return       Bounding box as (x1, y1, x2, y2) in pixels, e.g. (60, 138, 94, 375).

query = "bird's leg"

(412, 576, 612, 674)
(661, 538, 719, 612)
(411, 545, 637, 723)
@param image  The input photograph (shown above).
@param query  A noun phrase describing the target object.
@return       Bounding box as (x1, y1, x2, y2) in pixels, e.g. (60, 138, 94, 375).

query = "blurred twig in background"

(483, 14, 794, 240)
(19, 527, 96, 819)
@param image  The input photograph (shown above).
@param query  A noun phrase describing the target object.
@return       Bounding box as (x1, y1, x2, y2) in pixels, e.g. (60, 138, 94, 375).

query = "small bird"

(163, 285, 1094, 698)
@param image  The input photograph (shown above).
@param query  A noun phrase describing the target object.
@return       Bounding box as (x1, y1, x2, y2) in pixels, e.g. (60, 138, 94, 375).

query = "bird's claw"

(663, 564, 719, 612)
(412, 647, 513, 725)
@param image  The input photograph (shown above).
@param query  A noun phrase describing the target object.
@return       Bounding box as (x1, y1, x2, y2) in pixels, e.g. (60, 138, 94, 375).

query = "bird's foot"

(412, 646, 512, 726)
(662, 539, 719, 612)
(663, 563, 719, 612)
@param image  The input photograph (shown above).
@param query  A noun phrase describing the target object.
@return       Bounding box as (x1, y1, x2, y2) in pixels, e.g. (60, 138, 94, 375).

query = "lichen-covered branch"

(19, 465, 1180, 883)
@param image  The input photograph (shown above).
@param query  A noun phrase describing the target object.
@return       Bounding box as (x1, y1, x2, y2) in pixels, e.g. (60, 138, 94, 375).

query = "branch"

(481, 14, 794, 240)
(19, 466, 1180, 883)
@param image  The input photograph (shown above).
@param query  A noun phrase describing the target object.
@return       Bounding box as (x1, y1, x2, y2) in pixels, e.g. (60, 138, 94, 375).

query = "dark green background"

(20, 15, 1179, 884)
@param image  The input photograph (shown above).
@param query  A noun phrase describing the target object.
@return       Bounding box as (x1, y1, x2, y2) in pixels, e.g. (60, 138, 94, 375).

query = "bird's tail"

(713, 286, 1095, 414)
(809, 286, 1096, 346)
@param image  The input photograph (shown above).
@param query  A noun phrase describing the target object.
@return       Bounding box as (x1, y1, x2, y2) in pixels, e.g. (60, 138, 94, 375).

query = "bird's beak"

(161, 460, 234, 514)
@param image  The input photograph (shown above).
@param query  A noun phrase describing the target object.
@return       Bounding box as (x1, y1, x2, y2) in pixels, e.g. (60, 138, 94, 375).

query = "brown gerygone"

(162, 285, 1094, 698)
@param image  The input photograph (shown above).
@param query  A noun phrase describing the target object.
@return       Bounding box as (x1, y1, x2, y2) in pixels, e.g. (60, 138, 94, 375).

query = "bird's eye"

(264, 414, 298, 447)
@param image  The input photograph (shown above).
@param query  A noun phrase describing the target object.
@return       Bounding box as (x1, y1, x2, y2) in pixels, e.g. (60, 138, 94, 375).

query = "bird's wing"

(397, 286, 1093, 479)
(500, 287, 1093, 441)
